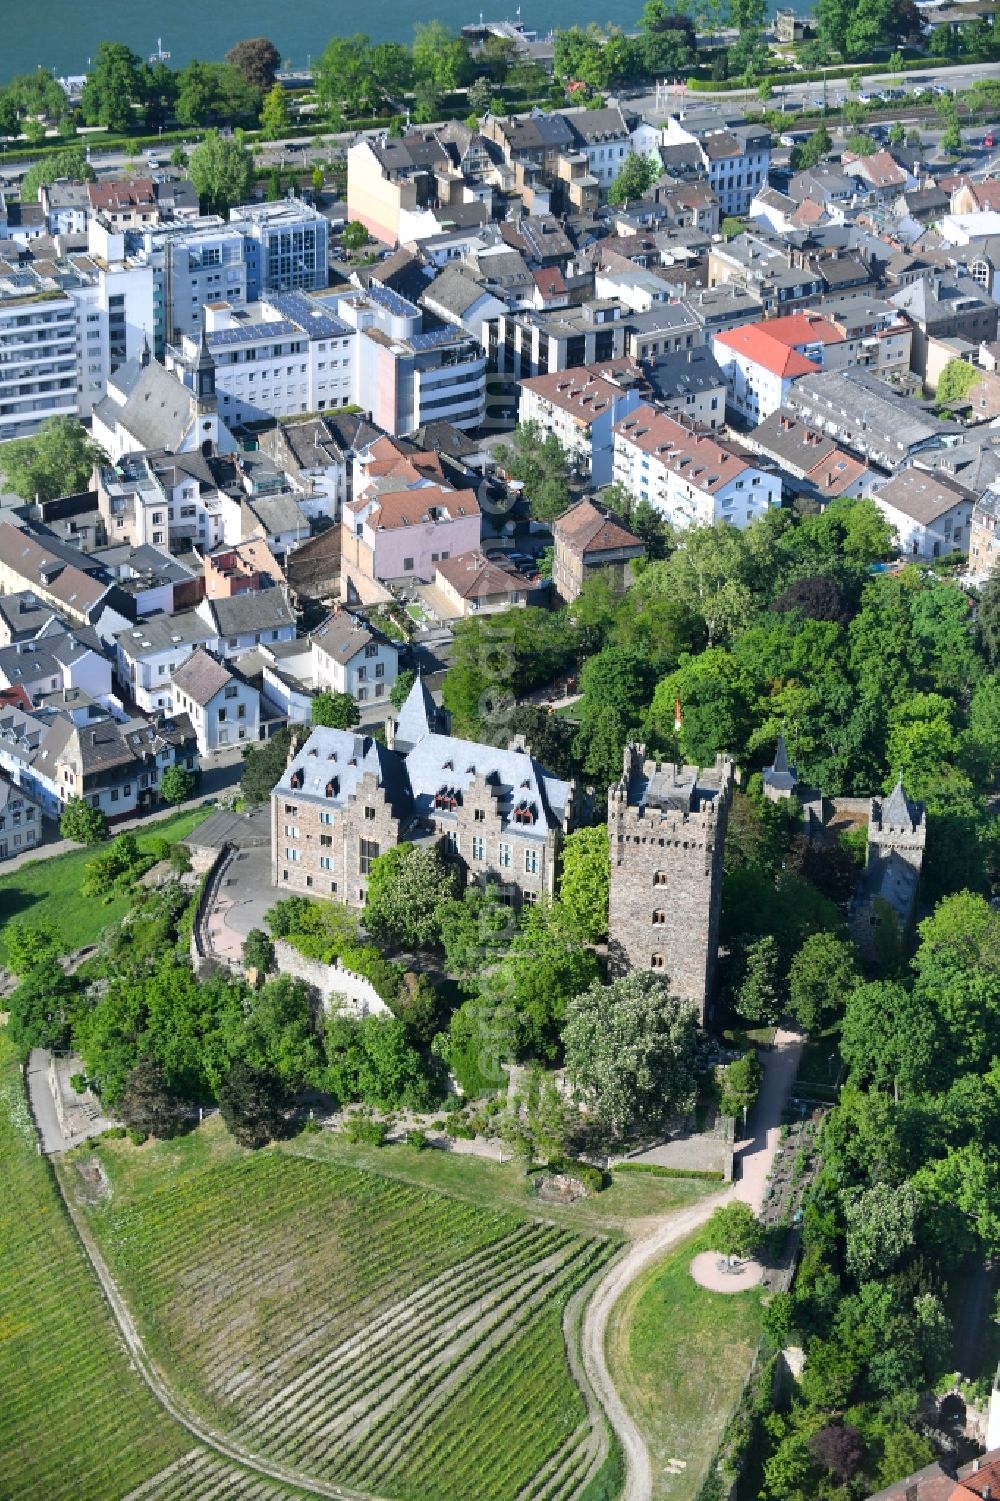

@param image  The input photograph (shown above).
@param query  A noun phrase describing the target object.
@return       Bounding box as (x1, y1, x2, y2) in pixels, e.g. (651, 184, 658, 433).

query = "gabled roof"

(554, 498, 644, 558)
(394, 672, 444, 754)
(310, 608, 396, 665)
(435, 551, 529, 600)
(614, 404, 755, 493)
(714, 317, 840, 379)
(170, 648, 235, 706)
(405, 731, 571, 837)
(354, 483, 480, 531)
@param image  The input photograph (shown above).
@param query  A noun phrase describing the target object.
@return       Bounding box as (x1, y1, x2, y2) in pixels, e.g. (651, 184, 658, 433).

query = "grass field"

(606, 1226, 765, 1501)
(86, 1119, 621, 1501)
(0, 805, 211, 965)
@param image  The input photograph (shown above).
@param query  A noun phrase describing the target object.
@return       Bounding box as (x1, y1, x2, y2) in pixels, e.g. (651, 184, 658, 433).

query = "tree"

(979, 571, 1000, 667)
(81, 42, 147, 132)
(437, 883, 515, 979)
(558, 827, 610, 943)
(390, 669, 416, 711)
(311, 690, 361, 729)
(4, 919, 60, 975)
(844, 1180, 918, 1280)
(259, 83, 290, 139)
(735, 933, 784, 1023)
(365, 842, 462, 951)
(225, 37, 282, 90)
(315, 34, 369, 123)
(326, 1012, 435, 1110)
(118, 1056, 187, 1138)
(242, 928, 276, 976)
(846, 132, 879, 156)
(189, 131, 255, 216)
(563, 971, 699, 1138)
(7, 959, 77, 1052)
(218, 1060, 287, 1148)
(60, 797, 107, 846)
(607, 152, 661, 207)
(719, 1049, 763, 1122)
(788, 933, 858, 1033)
(467, 76, 495, 117)
(841, 980, 940, 1097)
(369, 42, 414, 105)
(1, 416, 105, 502)
(508, 706, 580, 782)
(936, 358, 980, 406)
(708, 1200, 763, 1262)
(809, 1425, 866, 1484)
(493, 421, 570, 522)
(241, 726, 294, 805)
(638, 0, 696, 75)
(413, 21, 471, 93)
(845, 0, 896, 56)
(341, 220, 370, 252)
(159, 763, 195, 805)
(501, 1065, 577, 1165)
(888, 121, 905, 146)
(478, 902, 600, 1061)
(20, 147, 96, 204)
(650, 648, 751, 768)
(175, 60, 261, 127)
(790, 124, 832, 170)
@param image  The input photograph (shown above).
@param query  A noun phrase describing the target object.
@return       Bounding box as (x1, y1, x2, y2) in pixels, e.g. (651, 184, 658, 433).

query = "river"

(4, 1, 812, 85)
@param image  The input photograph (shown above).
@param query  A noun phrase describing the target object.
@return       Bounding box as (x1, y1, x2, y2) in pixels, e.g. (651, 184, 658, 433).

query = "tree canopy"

(1, 417, 105, 503)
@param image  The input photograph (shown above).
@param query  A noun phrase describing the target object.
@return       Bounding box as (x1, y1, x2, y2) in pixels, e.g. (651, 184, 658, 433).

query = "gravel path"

(580, 1028, 802, 1501)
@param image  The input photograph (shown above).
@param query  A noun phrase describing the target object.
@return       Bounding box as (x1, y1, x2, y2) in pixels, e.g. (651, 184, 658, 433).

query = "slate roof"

(394, 673, 444, 754)
(170, 648, 234, 706)
(311, 609, 395, 665)
(763, 731, 798, 794)
(94, 358, 195, 453)
(874, 467, 972, 525)
(876, 774, 921, 831)
(405, 731, 570, 837)
(202, 591, 296, 640)
(277, 727, 411, 816)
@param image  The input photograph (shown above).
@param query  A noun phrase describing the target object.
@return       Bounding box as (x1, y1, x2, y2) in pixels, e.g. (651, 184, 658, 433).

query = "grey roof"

(877, 775, 921, 831)
(0, 591, 56, 640)
(644, 346, 726, 401)
(202, 591, 296, 640)
(422, 263, 493, 319)
(97, 358, 195, 452)
(393, 672, 444, 754)
(244, 491, 309, 536)
(763, 731, 798, 794)
(170, 648, 234, 706)
(115, 610, 213, 660)
(277, 727, 411, 816)
(404, 732, 570, 837)
(786, 370, 959, 459)
(874, 467, 972, 525)
(310, 609, 395, 666)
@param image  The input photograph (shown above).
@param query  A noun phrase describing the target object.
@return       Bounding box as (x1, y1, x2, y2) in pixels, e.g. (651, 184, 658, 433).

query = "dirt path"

(581, 1028, 802, 1501)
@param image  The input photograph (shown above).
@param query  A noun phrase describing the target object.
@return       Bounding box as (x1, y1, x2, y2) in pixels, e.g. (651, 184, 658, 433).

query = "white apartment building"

(170, 294, 355, 428)
(662, 117, 771, 217)
(613, 403, 780, 529)
(0, 253, 154, 441)
(518, 359, 644, 487)
(170, 648, 261, 755)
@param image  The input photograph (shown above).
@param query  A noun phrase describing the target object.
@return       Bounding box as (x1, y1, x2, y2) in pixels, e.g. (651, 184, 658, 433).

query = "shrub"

(547, 1156, 606, 1193)
(406, 1128, 428, 1150)
(69, 1073, 88, 1094)
(614, 1162, 726, 1181)
(344, 1114, 388, 1146)
(445, 1118, 476, 1140)
(127, 1128, 148, 1146)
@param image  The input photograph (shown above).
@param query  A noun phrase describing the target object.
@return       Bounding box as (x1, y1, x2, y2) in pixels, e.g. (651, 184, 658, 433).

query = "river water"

(3, 0, 810, 85)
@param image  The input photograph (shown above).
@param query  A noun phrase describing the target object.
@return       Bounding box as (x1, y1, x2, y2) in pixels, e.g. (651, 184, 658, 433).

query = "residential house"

(551, 499, 645, 604)
(0, 522, 134, 642)
(170, 649, 261, 755)
(747, 410, 871, 502)
(203, 538, 284, 599)
(310, 608, 399, 707)
(433, 552, 537, 617)
(642, 347, 728, 431)
(969, 487, 1000, 581)
(491, 300, 628, 379)
(661, 117, 771, 216)
(842, 149, 911, 206)
(0, 772, 42, 858)
(890, 274, 999, 381)
(613, 406, 780, 529)
(785, 370, 960, 469)
(872, 468, 975, 559)
(713, 314, 844, 423)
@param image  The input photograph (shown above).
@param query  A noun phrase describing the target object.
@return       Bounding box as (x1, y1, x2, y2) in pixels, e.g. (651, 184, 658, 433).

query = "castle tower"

(762, 729, 798, 803)
(867, 774, 926, 874)
(607, 743, 734, 1021)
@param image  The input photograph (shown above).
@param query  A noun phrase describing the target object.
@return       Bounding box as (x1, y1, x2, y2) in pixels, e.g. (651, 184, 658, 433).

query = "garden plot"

(90, 1145, 615, 1501)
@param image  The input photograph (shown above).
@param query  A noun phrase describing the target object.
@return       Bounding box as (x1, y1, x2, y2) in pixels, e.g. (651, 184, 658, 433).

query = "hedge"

(685, 52, 997, 93)
(614, 1161, 726, 1181)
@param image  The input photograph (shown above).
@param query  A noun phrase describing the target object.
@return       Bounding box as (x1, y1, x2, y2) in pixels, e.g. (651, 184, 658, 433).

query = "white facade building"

(613, 403, 780, 529)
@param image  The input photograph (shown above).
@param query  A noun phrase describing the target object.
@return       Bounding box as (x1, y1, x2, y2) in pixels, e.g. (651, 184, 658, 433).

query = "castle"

(608, 745, 734, 1020)
(763, 733, 927, 957)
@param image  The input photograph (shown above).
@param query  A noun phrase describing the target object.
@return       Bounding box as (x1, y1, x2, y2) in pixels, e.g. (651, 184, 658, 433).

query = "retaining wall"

(272, 942, 392, 1018)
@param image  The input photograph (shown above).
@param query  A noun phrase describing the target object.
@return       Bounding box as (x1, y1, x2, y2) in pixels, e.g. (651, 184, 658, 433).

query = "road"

(580, 1028, 802, 1501)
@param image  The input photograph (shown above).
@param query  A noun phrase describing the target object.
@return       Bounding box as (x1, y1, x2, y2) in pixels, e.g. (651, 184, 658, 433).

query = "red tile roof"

(521, 359, 641, 424)
(614, 405, 753, 493)
(554, 498, 644, 556)
(714, 322, 822, 379)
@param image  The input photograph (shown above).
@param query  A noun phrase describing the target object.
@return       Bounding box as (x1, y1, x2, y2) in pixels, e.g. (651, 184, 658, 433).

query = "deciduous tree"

(119, 1056, 187, 1138)
(310, 690, 361, 729)
(1, 416, 105, 502)
(365, 843, 462, 951)
(59, 797, 108, 846)
(225, 37, 282, 90)
(189, 131, 256, 215)
(557, 826, 610, 943)
(708, 1200, 764, 1261)
(159, 764, 196, 805)
(218, 1059, 287, 1148)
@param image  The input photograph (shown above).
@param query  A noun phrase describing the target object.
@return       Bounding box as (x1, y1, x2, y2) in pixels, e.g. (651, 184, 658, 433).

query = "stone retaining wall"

(272, 941, 392, 1018)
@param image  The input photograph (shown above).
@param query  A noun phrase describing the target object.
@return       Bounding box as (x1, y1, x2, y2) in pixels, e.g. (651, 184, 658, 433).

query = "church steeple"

(192, 326, 216, 406)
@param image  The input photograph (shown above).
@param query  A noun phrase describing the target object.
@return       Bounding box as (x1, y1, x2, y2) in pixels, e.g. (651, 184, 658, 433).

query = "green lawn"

(0, 805, 212, 965)
(86, 1118, 619, 1501)
(606, 1226, 765, 1501)
(0, 1033, 186, 1500)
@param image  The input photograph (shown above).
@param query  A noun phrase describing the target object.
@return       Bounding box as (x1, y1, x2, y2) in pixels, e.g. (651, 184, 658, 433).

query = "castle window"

(651, 954, 666, 970)
(499, 842, 512, 868)
(320, 856, 332, 871)
(359, 837, 379, 875)
(524, 848, 539, 875)
(653, 911, 667, 924)
(284, 803, 299, 816)
(365, 805, 376, 821)
(443, 830, 460, 856)
(290, 769, 303, 790)
(472, 835, 484, 861)
(320, 811, 333, 825)
(513, 802, 537, 826)
(325, 778, 340, 798)
(522, 891, 537, 905)
(320, 835, 333, 848)
(474, 808, 485, 822)
(654, 871, 667, 886)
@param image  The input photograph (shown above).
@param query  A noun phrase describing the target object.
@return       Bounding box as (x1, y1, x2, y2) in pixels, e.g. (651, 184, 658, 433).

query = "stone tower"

(851, 774, 926, 958)
(607, 743, 734, 1021)
(867, 774, 926, 874)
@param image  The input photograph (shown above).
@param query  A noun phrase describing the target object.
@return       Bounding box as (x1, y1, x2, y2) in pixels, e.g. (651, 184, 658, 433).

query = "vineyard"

(0, 1037, 186, 1500)
(89, 1144, 617, 1501)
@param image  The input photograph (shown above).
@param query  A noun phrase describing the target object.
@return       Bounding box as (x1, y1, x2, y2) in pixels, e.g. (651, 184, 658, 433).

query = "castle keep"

(608, 744, 734, 1020)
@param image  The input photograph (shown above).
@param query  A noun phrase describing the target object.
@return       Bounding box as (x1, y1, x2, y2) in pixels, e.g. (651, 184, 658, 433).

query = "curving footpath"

(581, 1029, 802, 1501)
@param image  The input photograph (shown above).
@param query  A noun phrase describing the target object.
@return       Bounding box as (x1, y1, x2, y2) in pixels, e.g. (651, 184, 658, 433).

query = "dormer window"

(325, 778, 340, 798)
(434, 787, 460, 811)
(513, 802, 536, 826)
(289, 769, 303, 790)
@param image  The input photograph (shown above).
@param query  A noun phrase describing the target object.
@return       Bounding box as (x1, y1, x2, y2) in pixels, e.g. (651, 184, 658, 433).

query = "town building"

(309, 608, 399, 706)
(612, 405, 781, 529)
(491, 300, 628, 380)
(551, 499, 645, 604)
(871, 468, 975, 560)
(607, 743, 734, 1019)
(746, 410, 871, 502)
(969, 488, 1000, 582)
(0, 771, 43, 858)
(169, 648, 261, 755)
(518, 359, 645, 485)
(851, 778, 926, 960)
(661, 117, 770, 216)
(785, 370, 959, 469)
(271, 674, 577, 908)
(432, 553, 537, 617)
(713, 314, 844, 424)
(642, 347, 728, 432)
